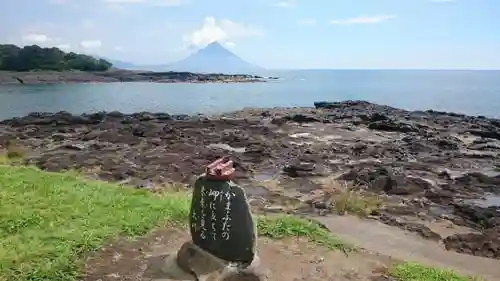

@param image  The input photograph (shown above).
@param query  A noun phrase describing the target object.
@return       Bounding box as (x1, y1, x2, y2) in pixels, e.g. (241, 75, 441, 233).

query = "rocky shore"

(0, 100, 499, 260)
(0, 69, 265, 85)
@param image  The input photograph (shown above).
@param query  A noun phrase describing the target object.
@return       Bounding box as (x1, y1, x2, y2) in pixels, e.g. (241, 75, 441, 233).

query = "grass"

(390, 262, 483, 281)
(0, 165, 351, 281)
(257, 215, 355, 252)
(0, 143, 26, 165)
(316, 177, 383, 217)
(332, 188, 383, 216)
(3, 165, 477, 281)
(0, 165, 190, 281)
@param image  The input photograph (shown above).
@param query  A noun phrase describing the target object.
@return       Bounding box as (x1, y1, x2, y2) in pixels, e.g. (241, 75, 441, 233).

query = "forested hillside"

(0, 44, 112, 71)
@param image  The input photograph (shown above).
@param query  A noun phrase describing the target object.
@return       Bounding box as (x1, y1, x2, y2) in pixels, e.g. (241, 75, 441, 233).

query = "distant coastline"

(0, 43, 270, 85)
(0, 69, 268, 85)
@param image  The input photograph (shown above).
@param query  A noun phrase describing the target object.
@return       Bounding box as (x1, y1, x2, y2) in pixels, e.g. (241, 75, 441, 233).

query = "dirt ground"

(82, 228, 397, 281)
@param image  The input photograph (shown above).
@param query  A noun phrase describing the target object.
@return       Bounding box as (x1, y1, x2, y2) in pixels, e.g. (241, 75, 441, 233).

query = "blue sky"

(2, 0, 499, 69)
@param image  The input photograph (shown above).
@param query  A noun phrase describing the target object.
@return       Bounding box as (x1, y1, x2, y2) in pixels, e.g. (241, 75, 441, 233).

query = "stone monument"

(147, 157, 267, 281)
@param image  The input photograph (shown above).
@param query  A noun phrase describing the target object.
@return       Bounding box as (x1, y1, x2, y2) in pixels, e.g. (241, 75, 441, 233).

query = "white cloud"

(330, 15, 397, 25)
(183, 17, 261, 48)
(273, 1, 294, 8)
(114, 46, 123, 51)
(103, 0, 184, 6)
(22, 33, 51, 43)
(225, 41, 236, 48)
(80, 40, 102, 48)
(56, 44, 71, 50)
(298, 19, 316, 25)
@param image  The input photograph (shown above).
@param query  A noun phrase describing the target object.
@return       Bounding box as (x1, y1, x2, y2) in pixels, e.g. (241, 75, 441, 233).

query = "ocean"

(0, 69, 499, 120)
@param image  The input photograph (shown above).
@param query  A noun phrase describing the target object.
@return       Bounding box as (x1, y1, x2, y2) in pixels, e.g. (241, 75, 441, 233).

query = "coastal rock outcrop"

(1, 100, 499, 260)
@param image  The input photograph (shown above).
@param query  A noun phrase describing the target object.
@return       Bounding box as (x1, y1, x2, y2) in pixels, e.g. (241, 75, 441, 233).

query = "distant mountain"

(103, 41, 264, 74)
(166, 41, 263, 74)
(106, 58, 142, 70)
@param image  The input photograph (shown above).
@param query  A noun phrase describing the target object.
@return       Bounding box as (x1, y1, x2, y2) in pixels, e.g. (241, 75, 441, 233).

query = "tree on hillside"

(0, 44, 113, 71)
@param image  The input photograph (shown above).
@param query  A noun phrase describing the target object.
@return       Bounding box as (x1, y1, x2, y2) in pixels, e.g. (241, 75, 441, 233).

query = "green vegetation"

(390, 262, 482, 281)
(257, 215, 354, 252)
(0, 165, 190, 281)
(1, 165, 481, 281)
(333, 188, 383, 217)
(0, 141, 26, 164)
(0, 44, 112, 72)
(315, 178, 384, 217)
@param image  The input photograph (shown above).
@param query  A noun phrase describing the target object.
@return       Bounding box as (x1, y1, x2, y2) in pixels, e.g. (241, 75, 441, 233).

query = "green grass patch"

(390, 262, 483, 281)
(257, 215, 354, 252)
(0, 165, 190, 281)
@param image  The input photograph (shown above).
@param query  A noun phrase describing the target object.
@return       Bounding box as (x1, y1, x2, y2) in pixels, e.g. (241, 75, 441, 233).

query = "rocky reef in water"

(0, 69, 265, 85)
(0, 100, 499, 259)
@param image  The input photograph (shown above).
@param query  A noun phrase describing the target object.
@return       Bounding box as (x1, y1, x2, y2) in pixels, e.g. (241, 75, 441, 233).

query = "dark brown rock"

(443, 227, 500, 259)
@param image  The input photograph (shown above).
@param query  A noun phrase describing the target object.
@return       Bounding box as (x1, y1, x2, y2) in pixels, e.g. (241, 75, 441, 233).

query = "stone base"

(175, 241, 269, 281)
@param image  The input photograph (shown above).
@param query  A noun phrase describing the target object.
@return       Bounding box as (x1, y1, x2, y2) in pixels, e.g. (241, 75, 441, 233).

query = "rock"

(51, 133, 66, 141)
(369, 112, 389, 122)
(61, 143, 86, 151)
(425, 189, 455, 204)
(339, 167, 433, 195)
(456, 172, 500, 186)
(262, 205, 286, 213)
(452, 203, 500, 229)
(379, 215, 441, 241)
(283, 162, 328, 178)
(428, 136, 461, 150)
(443, 227, 500, 259)
(287, 114, 320, 123)
(314, 101, 341, 109)
(467, 129, 500, 140)
(368, 120, 418, 133)
(190, 176, 256, 266)
(174, 241, 268, 281)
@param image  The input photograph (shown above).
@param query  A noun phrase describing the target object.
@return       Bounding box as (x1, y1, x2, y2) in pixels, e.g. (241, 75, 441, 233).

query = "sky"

(2, 0, 499, 69)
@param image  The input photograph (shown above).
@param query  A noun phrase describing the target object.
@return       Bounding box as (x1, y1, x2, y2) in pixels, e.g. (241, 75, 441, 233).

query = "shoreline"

(1, 100, 499, 261)
(0, 69, 268, 85)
